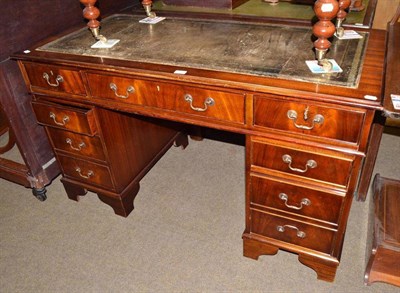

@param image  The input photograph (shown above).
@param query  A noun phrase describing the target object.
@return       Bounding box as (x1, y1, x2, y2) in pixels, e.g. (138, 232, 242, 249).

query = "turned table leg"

(336, 0, 351, 37)
(79, 0, 107, 42)
(350, 0, 364, 12)
(142, 0, 156, 18)
(313, 0, 339, 71)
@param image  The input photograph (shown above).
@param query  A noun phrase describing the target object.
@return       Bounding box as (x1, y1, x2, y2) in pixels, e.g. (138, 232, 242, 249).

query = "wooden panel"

(250, 209, 336, 254)
(250, 175, 344, 225)
(32, 101, 97, 135)
(253, 95, 366, 144)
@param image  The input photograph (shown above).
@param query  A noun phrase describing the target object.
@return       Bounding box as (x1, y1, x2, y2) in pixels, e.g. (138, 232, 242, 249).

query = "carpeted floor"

(0, 128, 399, 292)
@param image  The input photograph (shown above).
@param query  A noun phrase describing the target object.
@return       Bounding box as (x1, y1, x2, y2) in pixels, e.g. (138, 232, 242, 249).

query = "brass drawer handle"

(277, 224, 306, 239)
(43, 72, 64, 87)
(109, 83, 135, 99)
(65, 138, 86, 151)
(49, 112, 70, 126)
(75, 167, 94, 179)
(184, 94, 215, 112)
(282, 154, 317, 173)
(287, 109, 324, 130)
(278, 193, 311, 210)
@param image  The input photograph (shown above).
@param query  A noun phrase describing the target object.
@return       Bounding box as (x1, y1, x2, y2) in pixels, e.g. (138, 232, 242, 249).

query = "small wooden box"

(162, 0, 249, 9)
(364, 174, 400, 287)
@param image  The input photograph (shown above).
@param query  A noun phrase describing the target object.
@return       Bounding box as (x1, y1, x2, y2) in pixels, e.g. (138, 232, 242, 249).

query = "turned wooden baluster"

(142, 0, 156, 18)
(350, 0, 364, 12)
(313, 0, 339, 71)
(336, 0, 351, 37)
(79, 0, 107, 42)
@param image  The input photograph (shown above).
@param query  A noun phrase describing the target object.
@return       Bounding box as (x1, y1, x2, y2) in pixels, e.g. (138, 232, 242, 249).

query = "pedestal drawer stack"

(243, 94, 366, 282)
(22, 63, 186, 217)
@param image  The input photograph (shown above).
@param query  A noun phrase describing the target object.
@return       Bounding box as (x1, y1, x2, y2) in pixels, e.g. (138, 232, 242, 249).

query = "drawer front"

(254, 95, 365, 144)
(47, 127, 106, 161)
(57, 154, 114, 190)
(86, 73, 245, 124)
(250, 175, 344, 225)
(251, 139, 353, 186)
(23, 63, 86, 95)
(251, 209, 335, 254)
(32, 101, 97, 135)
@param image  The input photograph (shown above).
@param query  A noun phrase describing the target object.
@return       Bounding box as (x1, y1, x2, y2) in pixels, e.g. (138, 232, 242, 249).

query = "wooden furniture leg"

(336, 0, 351, 37)
(243, 237, 339, 282)
(350, 0, 364, 11)
(313, 0, 339, 71)
(97, 183, 140, 217)
(243, 237, 279, 260)
(61, 178, 88, 201)
(79, 0, 107, 42)
(61, 177, 141, 217)
(142, 0, 156, 17)
(298, 254, 339, 282)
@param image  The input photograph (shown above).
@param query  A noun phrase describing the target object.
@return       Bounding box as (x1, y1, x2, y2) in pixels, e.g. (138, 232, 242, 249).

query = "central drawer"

(85, 73, 245, 124)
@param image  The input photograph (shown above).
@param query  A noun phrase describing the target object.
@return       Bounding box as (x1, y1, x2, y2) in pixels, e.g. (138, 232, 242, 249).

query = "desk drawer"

(253, 95, 365, 144)
(251, 209, 335, 254)
(23, 63, 86, 95)
(57, 154, 114, 190)
(250, 138, 354, 187)
(32, 101, 97, 135)
(47, 127, 106, 161)
(250, 175, 344, 225)
(86, 73, 245, 124)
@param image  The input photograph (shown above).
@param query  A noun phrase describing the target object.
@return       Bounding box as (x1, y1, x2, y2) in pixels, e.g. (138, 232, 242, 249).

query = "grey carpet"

(1, 129, 399, 292)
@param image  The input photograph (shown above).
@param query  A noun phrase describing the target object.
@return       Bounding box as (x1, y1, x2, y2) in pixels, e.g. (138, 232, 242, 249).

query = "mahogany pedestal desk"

(13, 14, 389, 282)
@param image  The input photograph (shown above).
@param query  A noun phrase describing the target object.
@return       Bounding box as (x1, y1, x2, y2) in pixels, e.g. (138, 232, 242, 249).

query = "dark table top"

(37, 14, 368, 89)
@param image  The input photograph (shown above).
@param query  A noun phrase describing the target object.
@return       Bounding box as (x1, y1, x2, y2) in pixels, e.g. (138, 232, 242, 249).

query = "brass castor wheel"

(32, 187, 47, 201)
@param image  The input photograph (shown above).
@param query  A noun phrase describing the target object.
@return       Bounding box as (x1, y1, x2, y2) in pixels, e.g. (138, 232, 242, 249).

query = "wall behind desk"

(373, 0, 400, 29)
(0, 0, 133, 61)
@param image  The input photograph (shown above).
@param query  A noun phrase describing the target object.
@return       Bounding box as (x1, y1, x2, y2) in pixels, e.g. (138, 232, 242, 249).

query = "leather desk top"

(37, 14, 368, 88)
